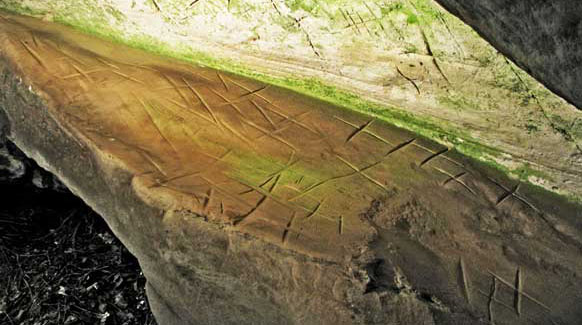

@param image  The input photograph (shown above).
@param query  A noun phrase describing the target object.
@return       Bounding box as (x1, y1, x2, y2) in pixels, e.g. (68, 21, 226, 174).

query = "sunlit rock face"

(0, 1, 581, 324)
(1, 0, 581, 202)
(435, 0, 582, 110)
(1, 13, 582, 325)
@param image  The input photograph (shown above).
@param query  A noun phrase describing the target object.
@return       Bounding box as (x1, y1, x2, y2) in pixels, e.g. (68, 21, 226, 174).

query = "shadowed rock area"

(0, 182, 157, 325)
(435, 0, 582, 110)
(0, 13, 581, 324)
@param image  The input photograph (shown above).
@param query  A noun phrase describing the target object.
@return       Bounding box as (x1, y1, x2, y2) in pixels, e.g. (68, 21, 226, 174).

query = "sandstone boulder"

(0, 13, 581, 325)
(1, 0, 581, 200)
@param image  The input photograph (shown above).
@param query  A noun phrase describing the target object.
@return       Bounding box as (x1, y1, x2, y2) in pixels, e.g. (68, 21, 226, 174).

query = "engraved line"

(60, 68, 107, 80)
(413, 142, 464, 167)
(487, 276, 497, 325)
(305, 199, 325, 220)
(71, 64, 93, 83)
(110, 70, 145, 84)
(216, 72, 229, 91)
(419, 147, 449, 167)
(227, 78, 273, 104)
(487, 270, 551, 311)
(385, 137, 416, 156)
(208, 88, 244, 115)
(346, 119, 374, 143)
(20, 40, 46, 69)
(496, 183, 520, 206)
(241, 119, 297, 151)
(250, 99, 277, 129)
(199, 176, 254, 209)
(182, 77, 220, 124)
(135, 96, 179, 154)
(288, 171, 357, 202)
(97, 58, 120, 70)
(166, 98, 216, 125)
(217, 119, 255, 147)
(282, 212, 296, 244)
(433, 167, 476, 195)
(239, 85, 269, 99)
(334, 115, 395, 146)
(163, 74, 190, 105)
(228, 175, 335, 221)
(396, 66, 420, 94)
(152, 150, 233, 188)
(228, 78, 318, 134)
(335, 154, 387, 191)
(515, 267, 522, 317)
(233, 174, 281, 226)
(460, 257, 471, 305)
(203, 188, 214, 213)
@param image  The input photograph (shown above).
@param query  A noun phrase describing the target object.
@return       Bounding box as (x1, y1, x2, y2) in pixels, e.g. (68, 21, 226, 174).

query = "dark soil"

(0, 182, 157, 325)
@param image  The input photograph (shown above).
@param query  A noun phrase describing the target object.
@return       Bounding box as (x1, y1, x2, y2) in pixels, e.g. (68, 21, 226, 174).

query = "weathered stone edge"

(0, 53, 374, 324)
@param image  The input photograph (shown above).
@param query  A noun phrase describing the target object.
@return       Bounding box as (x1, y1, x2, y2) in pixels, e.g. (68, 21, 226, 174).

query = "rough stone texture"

(1, 110, 64, 189)
(435, 0, 582, 110)
(0, 137, 25, 181)
(1, 0, 581, 200)
(1, 13, 582, 325)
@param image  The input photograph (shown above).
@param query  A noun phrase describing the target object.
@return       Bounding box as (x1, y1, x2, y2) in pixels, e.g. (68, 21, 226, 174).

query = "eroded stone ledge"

(1, 14, 581, 325)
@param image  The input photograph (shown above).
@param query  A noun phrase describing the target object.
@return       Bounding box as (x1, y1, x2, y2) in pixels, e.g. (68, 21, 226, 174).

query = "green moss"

(143, 0, 157, 11)
(548, 113, 582, 142)
(469, 153, 582, 205)
(404, 44, 418, 54)
(0, 2, 47, 16)
(408, 0, 441, 22)
(285, 0, 318, 13)
(223, 148, 332, 193)
(380, 2, 404, 16)
(512, 163, 552, 182)
(524, 123, 539, 134)
(493, 69, 528, 94)
(379, 2, 419, 25)
(473, 52, 496, 67)
(438, 93, 481, 111)
(378, 0, 441, 26)
(571, 119, 582, 139)
(406, 13, 419, 24)
(260, 76, 504, 169)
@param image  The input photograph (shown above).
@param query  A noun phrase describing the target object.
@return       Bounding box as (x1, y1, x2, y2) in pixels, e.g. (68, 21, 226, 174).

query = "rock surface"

(1, 13, 581, 325)
(0, 137, 25, 182)
(435, 0, 582, 110)
(1, 113, 64, 189)
(1, 0, 581, 200)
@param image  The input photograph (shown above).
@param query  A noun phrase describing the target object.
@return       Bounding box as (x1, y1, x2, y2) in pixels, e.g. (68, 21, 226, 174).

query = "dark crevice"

(363, 258, 391, 294)
(0, 138, 157, 325)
